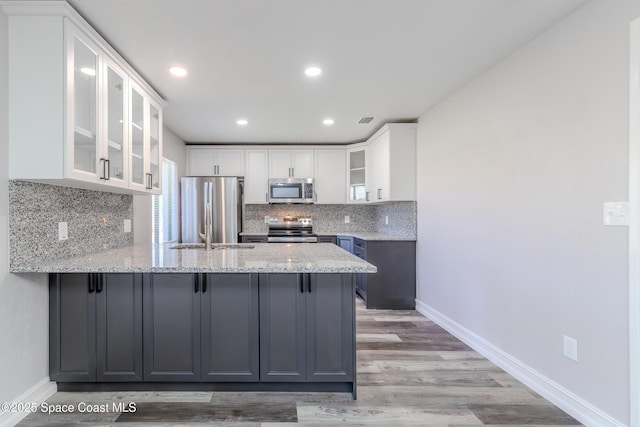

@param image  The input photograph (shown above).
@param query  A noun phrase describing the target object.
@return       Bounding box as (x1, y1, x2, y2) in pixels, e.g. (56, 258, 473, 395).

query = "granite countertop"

(239, 231, 416, 241)
(11, 243, 377, 274)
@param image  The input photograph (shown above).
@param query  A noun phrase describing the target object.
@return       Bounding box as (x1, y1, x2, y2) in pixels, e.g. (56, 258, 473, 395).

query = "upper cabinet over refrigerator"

(3, 2, 164, 195)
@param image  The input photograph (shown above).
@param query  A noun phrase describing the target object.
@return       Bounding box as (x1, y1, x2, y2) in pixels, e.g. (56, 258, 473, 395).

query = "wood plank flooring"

(17, 298, 582, 426)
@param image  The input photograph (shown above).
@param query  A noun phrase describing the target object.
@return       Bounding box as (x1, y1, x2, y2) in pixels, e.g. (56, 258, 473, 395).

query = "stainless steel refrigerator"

(180, 177, 243, 244)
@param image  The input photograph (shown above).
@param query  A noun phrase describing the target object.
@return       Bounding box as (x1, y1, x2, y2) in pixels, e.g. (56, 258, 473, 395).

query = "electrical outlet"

(563, 335, 578, 362)
(603, 202, 629, 226)
(58, 222, 68, 241)
(385, 215, 389, 225)
(124, 219, 132, 233)
(264, 216, 270, 224)
(344, 215, 350, 223)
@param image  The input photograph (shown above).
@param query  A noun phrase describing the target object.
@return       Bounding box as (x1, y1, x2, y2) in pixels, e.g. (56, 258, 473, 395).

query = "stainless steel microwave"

(268, 178, 314, 204)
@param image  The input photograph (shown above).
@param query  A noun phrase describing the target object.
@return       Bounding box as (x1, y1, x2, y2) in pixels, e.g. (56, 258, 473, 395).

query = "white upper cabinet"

(314, 148, 346, 204)
(66, 25, 100, 183)
(347, 146, 368, 202)
(244, 149, 269, 204)
(129, 82, 163, 194)
(368, 124, 416, 202)
(187, 147, 245, 176)
(102, 58, 129, 188)
(268, 149, 314, 178)
(346, 124, 416, 203)
(3, 4, 164, 194)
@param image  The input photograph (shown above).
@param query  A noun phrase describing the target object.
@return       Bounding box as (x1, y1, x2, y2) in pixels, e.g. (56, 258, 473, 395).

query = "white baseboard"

(0, 378, 56, 427)
(415, 299, 624, 427)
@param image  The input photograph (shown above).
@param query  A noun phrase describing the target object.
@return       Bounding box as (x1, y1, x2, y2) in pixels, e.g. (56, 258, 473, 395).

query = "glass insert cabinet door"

(105, 63, 126, 184)
(149, 104, 161, 190)
(349, 149, 366, 201)
(130, 86, 145, 187)
(71, 33, 98, 176)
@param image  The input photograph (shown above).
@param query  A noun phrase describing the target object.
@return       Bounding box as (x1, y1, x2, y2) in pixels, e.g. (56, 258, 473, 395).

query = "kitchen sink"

(170, 243, 255, 250)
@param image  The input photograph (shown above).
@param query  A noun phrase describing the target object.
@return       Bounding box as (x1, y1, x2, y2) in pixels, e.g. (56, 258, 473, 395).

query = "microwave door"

(270, 184, 302, 203)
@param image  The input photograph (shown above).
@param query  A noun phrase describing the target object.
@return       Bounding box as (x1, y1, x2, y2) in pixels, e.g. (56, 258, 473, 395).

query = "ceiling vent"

(358, 116, 374, 124)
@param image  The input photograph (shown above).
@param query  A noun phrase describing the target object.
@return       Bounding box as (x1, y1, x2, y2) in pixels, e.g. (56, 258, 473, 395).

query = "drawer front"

(241, 235, 268, 243)
(352, 239, 366, 258)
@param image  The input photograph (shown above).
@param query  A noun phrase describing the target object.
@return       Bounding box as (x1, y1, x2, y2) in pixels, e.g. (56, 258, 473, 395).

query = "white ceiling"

(67, 0, 588, 144)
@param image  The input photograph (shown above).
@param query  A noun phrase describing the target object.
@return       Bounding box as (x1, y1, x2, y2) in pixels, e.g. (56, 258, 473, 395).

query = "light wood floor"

(18, 298, 582, 426)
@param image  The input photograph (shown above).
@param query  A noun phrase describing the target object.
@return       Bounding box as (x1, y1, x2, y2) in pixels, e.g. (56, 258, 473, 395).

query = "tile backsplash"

(244, 201, 416, 237)
(9, 180, 134, 270)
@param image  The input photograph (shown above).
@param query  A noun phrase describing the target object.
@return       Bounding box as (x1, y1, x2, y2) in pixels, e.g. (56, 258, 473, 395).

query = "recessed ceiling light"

(80, 67, 96, 76)
(169, 66, 188, 77)
(304, 66, 322, 77)
(236, 119, 248, 126)
(323, 118, 335, 126)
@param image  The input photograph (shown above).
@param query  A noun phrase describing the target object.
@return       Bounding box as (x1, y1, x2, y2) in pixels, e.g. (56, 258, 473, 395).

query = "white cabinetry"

(347, 123, 416, 203)
(314, 149, 346, 204)
(129, 82, 163, 194)
(268, 149, 314, 178)
(4, 4, 164, 194)
(347, 146, 367, 202)
(244, 150, 269, 204)
(187, 148, 245, 176)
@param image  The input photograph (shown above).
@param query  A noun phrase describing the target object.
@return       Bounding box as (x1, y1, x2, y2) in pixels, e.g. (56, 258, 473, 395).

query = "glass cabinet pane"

(73, 36, 98, 174)
(106, 66, 125, 181)
(149, 104, 160, 189)
(349, 150, 366, 201)
(131, 88, 145, 185)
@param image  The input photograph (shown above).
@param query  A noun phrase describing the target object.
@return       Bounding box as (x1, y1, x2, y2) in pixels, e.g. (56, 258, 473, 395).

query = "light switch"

(344, 215, 350, 223)
(603, 202, 629, 226)
(58, 222, 68, 241)
(124, 219, 132, 233)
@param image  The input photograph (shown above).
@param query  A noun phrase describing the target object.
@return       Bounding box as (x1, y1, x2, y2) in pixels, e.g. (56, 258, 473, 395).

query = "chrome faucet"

(199, 202, 212, 250)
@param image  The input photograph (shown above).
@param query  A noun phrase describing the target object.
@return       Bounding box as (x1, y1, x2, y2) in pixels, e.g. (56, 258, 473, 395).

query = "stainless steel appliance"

(268, 178, 314, 204)
(181, 176, 243, 244)
(267, 216, 317, 242)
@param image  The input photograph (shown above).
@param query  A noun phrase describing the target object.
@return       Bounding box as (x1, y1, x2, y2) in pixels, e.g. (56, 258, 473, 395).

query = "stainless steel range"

(267, 216, 318, 243)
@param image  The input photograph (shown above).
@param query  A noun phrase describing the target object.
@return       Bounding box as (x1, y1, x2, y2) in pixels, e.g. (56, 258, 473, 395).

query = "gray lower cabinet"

(201, 274, 259, 381)
(259, 273, 354, 383)
(352, 238, 416, 309)
(51, 272, 353, 391)
(143, 273, 259, 382)
(143, 273, 201, 381)
(337, 235, 353, 252)
(50, 273, 143, 382)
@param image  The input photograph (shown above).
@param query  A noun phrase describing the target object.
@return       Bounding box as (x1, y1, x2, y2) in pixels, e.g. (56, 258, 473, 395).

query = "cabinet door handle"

(377, 188, 382, 199)
(307, 275, 311, 293)
(300, 276, 304, 293)
(202, 275, 207, 293)
(146, 173, 152, 189)
(99, 158, 106, 180)
(365, 191, 370, 201)
(105, 160, 110, 181)
(314, 192, 317, 203)
(88, 275, 95, 293)
(194, 276, 199, 293)
(265, 193, 269, 203)
(96, 274, 103, 293)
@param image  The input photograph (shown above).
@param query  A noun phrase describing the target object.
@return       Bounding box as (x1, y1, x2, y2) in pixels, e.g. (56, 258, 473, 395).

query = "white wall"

(134, 126, 186, 244)
(416, 0, 639, 425)
(0, 6, 51, 414)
